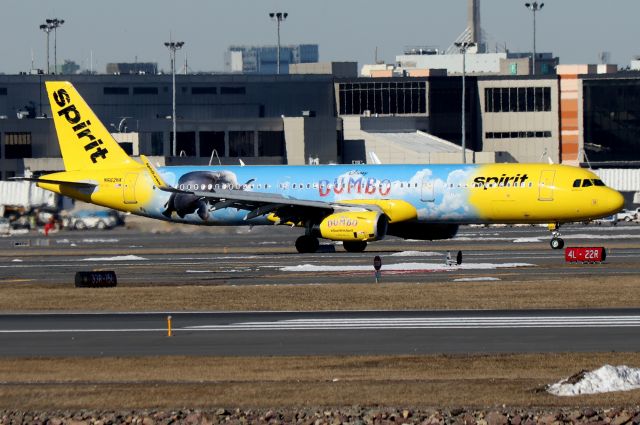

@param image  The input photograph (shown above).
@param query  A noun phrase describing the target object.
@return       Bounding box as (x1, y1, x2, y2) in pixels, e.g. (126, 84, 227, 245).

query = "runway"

(1, 223, 639, 357)
(1, 223, 640, 286)
(2, 309, 640, 356)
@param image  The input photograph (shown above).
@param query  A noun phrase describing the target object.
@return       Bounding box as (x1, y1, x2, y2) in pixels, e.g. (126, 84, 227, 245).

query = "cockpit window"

(582, 179, 593, 188)
(594, 179, 606, 186)
(573, 179, 581, 188)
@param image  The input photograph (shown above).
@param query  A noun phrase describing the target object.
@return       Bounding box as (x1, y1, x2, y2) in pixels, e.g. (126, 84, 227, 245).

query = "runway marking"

(183, 316, 640, 330)
(5, 315, 640, 333)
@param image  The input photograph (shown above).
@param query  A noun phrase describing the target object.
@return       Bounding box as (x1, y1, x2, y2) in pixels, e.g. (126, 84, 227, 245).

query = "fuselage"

(39, 162, 624, 226)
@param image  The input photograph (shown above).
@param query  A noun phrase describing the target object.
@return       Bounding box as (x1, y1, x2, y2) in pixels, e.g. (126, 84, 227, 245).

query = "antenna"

(598, 51, 610, 65)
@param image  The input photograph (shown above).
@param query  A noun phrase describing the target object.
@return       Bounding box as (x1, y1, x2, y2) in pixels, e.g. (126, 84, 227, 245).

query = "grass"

(0, 275, 639, 311)
(1, 354, 640, 409)
(3, 242, 640, 410)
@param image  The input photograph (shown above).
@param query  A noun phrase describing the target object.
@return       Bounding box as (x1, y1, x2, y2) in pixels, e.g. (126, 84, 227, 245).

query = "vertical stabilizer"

(46, 81, 137, 171)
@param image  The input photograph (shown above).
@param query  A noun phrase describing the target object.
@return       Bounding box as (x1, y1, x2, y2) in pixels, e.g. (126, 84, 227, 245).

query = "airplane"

(20, 81, 625, 253)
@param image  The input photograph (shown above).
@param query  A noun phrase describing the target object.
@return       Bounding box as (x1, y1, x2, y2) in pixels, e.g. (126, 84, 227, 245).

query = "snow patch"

(11, 259, 23, 262)
(281, 262, 532, 272)
(390, 251, 441, 257)
(453, 277, 500, 282)
(513, 237, 543, 243)
(186, 270, 214, 273)
(547, 365, 640, 396)
(82, 238, 120, 243)
(81, 255, 147, 262)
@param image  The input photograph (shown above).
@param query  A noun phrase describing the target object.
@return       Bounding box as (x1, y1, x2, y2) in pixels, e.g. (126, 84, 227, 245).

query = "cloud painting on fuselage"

(25, 81, 625, 253)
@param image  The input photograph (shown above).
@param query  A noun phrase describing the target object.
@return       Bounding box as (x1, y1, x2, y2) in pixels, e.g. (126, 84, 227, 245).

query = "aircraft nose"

(605, 189, 625, 215)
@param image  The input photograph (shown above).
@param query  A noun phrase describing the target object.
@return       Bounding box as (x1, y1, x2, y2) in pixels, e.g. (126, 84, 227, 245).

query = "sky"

(2, 0, 639, 74)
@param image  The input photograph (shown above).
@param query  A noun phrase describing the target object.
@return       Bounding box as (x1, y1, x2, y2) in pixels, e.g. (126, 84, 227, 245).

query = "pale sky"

(2, 0, 638, 74)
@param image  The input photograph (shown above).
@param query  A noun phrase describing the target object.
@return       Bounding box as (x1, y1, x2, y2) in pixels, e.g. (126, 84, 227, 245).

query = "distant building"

(106, 62, 158, 75)
(225, 44, 319, 74)
(392, 51, 559, 76)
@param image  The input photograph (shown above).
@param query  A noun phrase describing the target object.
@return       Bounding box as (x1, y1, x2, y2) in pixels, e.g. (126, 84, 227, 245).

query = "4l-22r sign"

(565, 247, 606, 263)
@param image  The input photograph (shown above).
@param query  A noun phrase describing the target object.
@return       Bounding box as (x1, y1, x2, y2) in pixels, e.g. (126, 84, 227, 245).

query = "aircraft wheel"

(295, 235, 319, 253)
(550, 238, 564, 250)
(343, 240, 367, 253)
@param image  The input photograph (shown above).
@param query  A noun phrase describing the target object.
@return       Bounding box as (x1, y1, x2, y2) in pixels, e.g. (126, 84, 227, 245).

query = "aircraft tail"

(46, 81, 137, 171)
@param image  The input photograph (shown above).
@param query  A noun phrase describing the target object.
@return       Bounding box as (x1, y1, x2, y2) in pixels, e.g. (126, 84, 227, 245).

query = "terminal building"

(2, 67, 640, 182)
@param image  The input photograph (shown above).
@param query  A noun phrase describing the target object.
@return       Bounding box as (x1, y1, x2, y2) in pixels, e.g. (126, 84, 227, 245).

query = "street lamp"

(269, 12, 288, 74)
(455, 41, 476, 164)
(525, 2, 544, 75)
(46, 18, 64, 74)
(39, 22, 52, 74)
(164, 40, 184, 156)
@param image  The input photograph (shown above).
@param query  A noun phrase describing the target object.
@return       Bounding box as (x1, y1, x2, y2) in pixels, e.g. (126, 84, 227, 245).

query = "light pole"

(46, 18, 64, 74)
(269, 12, 288, 74)
(525, 2, 544, 75)
(455, 41, 475, 164)
(39, 22, 52, 74)
(164, 40, 184, 156)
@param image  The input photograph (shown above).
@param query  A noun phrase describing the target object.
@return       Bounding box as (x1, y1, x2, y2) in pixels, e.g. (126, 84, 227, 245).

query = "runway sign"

(565, 247, 606, 263)
(75, 271, 118, 288)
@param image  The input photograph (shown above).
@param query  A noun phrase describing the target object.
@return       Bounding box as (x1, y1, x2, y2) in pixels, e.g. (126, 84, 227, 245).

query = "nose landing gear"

(548, 223, 564, 249)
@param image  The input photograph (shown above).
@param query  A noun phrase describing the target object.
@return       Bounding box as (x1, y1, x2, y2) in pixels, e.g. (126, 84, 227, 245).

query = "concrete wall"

(477, 78, 560, 163)
(283, 117, 339, 165)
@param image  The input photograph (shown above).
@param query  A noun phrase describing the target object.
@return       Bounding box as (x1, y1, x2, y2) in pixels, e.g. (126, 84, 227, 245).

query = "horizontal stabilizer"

(11, 177, 97, 189)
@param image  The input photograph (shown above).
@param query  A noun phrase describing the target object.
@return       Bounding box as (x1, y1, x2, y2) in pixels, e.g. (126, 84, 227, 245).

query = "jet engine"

(318, 211, 388, 242)
(387, 222, 459, 241)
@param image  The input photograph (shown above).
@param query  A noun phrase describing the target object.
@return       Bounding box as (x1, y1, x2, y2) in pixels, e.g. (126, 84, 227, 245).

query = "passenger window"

(582, 179, 593, 187)
(573, 179, 581, 188)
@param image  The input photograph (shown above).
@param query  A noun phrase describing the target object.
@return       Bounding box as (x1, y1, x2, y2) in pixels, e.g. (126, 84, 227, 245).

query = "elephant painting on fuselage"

(162, 170, 240, 221)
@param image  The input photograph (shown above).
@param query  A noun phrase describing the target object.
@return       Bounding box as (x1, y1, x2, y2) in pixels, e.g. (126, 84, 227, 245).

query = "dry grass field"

(2, 354, 640, 410)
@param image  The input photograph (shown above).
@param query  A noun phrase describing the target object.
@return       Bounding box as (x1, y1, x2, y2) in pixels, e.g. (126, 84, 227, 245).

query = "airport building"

(2, 66, 640, 183)
(225, 44, 319, 74)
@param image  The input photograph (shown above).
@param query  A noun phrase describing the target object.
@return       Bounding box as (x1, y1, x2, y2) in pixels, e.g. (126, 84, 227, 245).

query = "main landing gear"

(295, 235, 319, 253)
(343, 240, 367, 253)
(548, 223, 565, 250)
(294, 235, 369, 253)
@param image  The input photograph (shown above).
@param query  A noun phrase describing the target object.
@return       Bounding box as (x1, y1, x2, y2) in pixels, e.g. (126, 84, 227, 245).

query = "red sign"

(564, 247, 606, 263)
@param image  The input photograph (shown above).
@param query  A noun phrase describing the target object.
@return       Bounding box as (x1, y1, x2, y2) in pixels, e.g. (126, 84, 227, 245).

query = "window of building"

(133, 87, 158, 95)
(199, 131, 225, 158)
(4, 132, 32, 159)
(0, 88, 7, 96)
(258, 131, 285, 156)
(104, 87, 129, 95)
(229, 131, 254, 157)
(484, 87, 552, 113)
(150, 132, 164, 156)
(192, 87, 217, 95)
(171, 131, 196, 157)
(338, 81, 426, 115)
(485, 131, 552, 139)
(220, 86, 246, 95)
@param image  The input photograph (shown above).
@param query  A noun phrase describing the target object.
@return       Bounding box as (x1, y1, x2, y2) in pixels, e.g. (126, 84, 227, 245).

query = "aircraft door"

(538, 170, 555, 201)
(421, 175, 435, 202)
(123, 173, 138, 204)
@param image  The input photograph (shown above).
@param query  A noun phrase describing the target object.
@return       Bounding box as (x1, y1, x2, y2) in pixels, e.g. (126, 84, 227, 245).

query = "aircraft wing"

(158, 184, 388, 223)
(144, 156, 389, 223)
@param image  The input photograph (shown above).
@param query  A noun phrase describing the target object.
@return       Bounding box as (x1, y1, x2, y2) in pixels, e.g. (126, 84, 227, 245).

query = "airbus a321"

(22, 81, 625, 252)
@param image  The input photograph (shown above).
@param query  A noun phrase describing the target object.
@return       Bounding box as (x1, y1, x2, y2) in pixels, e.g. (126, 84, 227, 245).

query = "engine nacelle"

(318, 211, 388, 242)
(387, 222, 459, 241)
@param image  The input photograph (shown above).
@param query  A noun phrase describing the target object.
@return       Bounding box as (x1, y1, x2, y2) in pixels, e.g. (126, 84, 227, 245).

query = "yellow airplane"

(22, 81, 625, 252)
